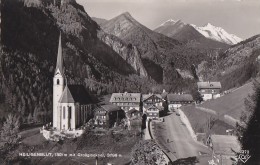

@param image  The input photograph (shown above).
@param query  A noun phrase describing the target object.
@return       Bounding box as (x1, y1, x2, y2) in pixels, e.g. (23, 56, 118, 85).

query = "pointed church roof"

(55, 33, 64, 75)
(59, 85, 75, 103)
(59, 85, 93, 104)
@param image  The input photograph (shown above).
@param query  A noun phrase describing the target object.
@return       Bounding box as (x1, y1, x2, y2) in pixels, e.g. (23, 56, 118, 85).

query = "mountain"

(198, 34, 260, 90)
(100, 12, 181, 61)
(98, 12, 216, 85)
(192, 23, 242, 45)
(154, 19, 186, 37)
(92, 17, 108, 26)
(154, 19, 230, 49)
(97, 31, 148, 77)
(0, 0, 157, 123)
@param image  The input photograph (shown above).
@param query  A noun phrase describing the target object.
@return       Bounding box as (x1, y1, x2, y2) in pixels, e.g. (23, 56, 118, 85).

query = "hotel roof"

(142, 94, 163, 101)
(197, 82, 222, 89)
(167, 94, 193, 102)
(110, 92, 141, 103)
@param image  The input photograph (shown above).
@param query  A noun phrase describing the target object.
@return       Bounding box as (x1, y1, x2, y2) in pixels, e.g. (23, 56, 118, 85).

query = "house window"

(63, 107, 65, 119)
(57, 79, 60, 85)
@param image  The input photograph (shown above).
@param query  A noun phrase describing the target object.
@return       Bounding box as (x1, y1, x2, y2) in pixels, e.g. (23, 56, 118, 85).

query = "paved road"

(152, 112, 211, 163)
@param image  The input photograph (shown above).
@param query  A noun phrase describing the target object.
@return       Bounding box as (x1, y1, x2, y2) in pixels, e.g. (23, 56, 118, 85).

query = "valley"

(0, 0, 260, 164)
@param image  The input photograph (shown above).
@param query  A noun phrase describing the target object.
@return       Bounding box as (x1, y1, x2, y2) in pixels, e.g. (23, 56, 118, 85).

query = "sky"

(76, 0, 260, 39)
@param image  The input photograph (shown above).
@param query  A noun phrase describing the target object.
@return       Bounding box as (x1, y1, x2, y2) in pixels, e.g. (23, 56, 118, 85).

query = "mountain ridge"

(155, 18, 242, 45)
(191, 23, 242, 45)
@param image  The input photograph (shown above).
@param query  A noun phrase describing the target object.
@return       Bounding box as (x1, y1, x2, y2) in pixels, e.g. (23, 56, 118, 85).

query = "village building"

(126, 109, 142, 131)
(53, 34, 94, 131)
(109, 92, 141, 112)
(94, 105, 125, 128)
(167, 94, 193, 111)
(142, 94, 164, 120)
(207, 135, 241, 165)
(197, 81, 221, 101)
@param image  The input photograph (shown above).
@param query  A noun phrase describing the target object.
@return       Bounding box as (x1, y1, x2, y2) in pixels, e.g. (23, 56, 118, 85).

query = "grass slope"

(200, 82, 254, 120)
(182, 81, 254, 135)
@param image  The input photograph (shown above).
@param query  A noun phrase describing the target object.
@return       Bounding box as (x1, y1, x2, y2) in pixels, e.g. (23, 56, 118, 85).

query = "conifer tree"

(239, 80, 260, 164)
(0, 114, 21, 162)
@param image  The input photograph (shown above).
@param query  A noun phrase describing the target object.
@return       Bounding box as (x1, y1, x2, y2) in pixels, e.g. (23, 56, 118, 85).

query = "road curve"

(152, 112, 210, 163)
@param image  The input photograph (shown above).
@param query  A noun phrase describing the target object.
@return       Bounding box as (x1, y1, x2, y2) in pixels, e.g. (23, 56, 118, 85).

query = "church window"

(63, 107, 65, 119)
(68, 106, 72, 119)
(57, 79, 60, 85)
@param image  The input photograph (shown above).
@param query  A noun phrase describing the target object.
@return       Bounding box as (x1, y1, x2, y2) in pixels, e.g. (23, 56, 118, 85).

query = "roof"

(167, 94, 193, 102)
(101, 104, 122, 112)
(211, 135, 241, 156)
(55, 34, 64, 75)
(127, 108, 141, 114)
(142, 94, 163, 101)
(197, 82, 222, 89)
(144, 105, 164, 111)
(110, 92, 141, 103)
(59, 85, 92, 104)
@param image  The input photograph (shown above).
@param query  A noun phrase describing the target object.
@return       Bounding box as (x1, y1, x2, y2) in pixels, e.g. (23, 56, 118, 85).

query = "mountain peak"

(193, 23, 243, 44)
(121, 12, 132, 18)
(205, 23, 213, 27)
(160, 19, 180, 26)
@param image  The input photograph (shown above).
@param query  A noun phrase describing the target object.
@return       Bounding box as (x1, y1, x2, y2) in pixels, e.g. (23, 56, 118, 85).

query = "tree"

(131, 140, 167, 165)
(239, 80, 260, 164)
(0, 114, 21, 162)
(191, 87, 203, 103)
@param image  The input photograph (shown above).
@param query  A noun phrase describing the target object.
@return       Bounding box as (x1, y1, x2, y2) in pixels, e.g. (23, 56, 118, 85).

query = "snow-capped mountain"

(154, 19, 229, 48)
(155, 19, 186, 37)
(158, 19, 181, 27)
(191, 23, 242, 45)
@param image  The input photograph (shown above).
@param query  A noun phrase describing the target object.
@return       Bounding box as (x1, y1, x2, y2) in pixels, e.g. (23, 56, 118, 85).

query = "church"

(52, 34, 93, 131)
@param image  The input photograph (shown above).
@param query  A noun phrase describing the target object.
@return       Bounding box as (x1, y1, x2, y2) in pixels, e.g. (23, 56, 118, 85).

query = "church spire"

(55, 32, 64, 75)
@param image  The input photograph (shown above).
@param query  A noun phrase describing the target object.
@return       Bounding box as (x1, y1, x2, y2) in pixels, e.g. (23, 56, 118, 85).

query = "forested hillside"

(0, 0, 156, 124)
(201, 35, 260, 91)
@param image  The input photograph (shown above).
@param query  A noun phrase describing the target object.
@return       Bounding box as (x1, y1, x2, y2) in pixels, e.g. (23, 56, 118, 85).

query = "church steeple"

(53, 33, 65, 130)
(55, 33, 64, 75)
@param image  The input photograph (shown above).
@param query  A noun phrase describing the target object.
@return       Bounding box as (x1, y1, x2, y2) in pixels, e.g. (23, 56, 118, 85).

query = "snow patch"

(191, 23, 243, 45)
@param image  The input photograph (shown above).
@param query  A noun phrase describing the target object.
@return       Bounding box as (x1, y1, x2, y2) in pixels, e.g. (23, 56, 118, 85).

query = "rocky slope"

(199, 34, 260, 90)
(97, 12, 216, 84)
(100, 12, 182, 62)
(92, 17, 107, 26)
(97, 31, 148, 77)
(0, 0, 155, 122)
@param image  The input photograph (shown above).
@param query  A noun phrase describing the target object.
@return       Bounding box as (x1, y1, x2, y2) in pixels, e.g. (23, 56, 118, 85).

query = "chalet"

(197, 81, 221, 101)
(109, 92, 141, 112)
(142, 94, 164, 120)
(167, 94, 193, 111)
(126, 108, 142, 119)
(207, 135, 241, 165)
(94, 105, 125, 128)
